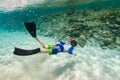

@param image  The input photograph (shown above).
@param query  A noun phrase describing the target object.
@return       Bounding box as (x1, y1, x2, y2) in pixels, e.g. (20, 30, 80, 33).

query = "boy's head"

(70, 38, 77, 47)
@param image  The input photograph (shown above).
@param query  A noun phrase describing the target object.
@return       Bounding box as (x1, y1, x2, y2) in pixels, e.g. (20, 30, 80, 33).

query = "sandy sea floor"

(0, 29, 120, 80)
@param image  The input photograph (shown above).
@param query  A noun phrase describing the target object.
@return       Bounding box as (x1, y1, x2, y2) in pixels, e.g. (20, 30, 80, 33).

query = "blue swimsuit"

(52, 41, 74, 54)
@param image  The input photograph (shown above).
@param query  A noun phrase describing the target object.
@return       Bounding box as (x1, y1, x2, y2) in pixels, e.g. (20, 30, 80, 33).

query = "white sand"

(0, 30, 120, 80)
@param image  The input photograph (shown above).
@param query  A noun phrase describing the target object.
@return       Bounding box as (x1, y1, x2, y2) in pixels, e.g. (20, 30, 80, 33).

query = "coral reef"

(36, 7, 120, 50)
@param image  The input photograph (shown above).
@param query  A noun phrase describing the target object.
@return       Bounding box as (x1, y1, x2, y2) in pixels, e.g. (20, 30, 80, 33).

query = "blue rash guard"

(52, 41, 74, 55)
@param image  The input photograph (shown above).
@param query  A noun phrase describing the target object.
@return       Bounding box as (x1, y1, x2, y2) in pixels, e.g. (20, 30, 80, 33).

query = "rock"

(68, 18, 79, 24)
(73, 31, 80, 37)
(116, 17, 120, 22)
(79, 34, 86, 40)
(103, 38, 114, 46)
(77, 39, 86, 47)
(115, 17, 120, 25)
(81, 10, 89, 16)
(105, 21, 110, 25)
(66, 27, 73, 32)
(115, 37, 120, 45)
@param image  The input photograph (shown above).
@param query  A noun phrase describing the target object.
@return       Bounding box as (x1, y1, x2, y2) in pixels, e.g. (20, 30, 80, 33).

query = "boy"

(36, 38, 77, 56)
(14, 22, 77, 56)
(14, 38, 77, 56)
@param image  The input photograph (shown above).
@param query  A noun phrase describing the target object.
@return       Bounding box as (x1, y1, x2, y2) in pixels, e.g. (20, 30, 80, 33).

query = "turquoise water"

(0, 0, 120, 80)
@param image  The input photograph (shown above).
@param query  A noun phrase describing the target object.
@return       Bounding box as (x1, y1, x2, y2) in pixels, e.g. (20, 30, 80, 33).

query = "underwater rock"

(81, 10, 90, 16)
(105, 21, 110, 25)
(68, 18, 80, 24)
(116, 17, 120, 22)
(103, 38, 114, 46)
(115, 17, 120, 25)
(79, 34, 86, 40)
(77, 39, 86, 47)
(115, 37, 120, 45)
(72, 31, 80, 37)
(107, 43, 117, 49)
(100, 11, 120, 25)
(66, 27, 73, 33)
(75, 34, 87, 47)
(65, 7, 77, 16)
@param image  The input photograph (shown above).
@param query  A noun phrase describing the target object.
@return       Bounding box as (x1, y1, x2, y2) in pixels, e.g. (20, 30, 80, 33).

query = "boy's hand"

(73, 53, 77, 56)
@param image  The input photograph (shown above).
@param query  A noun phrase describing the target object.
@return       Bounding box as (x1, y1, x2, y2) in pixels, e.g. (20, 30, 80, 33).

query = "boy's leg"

(40, 49, 51, 53)
(35, 37, 48, 48)
(35, 38, 53, 55)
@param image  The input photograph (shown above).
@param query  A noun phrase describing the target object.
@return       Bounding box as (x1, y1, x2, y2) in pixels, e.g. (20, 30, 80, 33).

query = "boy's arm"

(72, 52, 77, 56)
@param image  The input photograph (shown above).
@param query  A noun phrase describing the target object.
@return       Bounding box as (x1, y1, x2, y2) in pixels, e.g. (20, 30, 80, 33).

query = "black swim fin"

(24, 22, 36, 38)
(13, 47, 40, 56)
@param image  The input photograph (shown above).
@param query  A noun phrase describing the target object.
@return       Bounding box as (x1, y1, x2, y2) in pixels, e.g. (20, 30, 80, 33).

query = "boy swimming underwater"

(14, 38, 77, 56)
(13, 22, 77, 56)
(35, 37, 77, 56)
